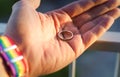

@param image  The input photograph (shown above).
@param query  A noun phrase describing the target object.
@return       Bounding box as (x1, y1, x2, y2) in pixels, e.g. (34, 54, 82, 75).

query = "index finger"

(61, 0, 108, 17)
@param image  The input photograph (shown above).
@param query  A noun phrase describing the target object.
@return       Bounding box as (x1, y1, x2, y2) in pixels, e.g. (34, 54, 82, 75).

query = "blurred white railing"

(69, 31, 120, 77)
(0, 23, 6, 34)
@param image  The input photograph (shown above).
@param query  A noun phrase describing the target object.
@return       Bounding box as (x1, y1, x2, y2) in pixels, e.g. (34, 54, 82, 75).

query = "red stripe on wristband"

(0, 36, 29, 77)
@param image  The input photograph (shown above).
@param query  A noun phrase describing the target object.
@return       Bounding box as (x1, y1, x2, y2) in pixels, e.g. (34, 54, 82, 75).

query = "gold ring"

(58, 30, 73, 41)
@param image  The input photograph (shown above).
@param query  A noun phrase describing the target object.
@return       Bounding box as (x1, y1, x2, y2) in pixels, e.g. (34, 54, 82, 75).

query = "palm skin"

(4, 0, 120, 77)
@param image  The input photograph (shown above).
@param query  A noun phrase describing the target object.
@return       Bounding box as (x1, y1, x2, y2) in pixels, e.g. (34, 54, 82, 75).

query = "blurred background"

(0, 0, 120, 77)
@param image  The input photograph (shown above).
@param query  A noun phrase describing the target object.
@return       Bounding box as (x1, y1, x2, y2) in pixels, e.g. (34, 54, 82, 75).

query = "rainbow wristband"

(0, 36, 28, 77)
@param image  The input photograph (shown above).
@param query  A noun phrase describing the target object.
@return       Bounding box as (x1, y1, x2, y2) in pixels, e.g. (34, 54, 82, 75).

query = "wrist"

(0, 35, 29, 77)
(0, 56, 10, 77)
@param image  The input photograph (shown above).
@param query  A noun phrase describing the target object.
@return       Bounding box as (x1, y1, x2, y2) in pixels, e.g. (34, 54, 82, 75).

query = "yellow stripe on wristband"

(0, 36, 28, 77)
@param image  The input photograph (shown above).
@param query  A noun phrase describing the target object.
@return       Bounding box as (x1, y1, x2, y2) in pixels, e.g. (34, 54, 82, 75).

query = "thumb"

(28, 0, 41, 9)
(13, 0, 41, 9)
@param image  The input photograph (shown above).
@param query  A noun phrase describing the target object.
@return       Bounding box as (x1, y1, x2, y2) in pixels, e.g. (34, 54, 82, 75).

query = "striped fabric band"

(0, 36, 28, 77)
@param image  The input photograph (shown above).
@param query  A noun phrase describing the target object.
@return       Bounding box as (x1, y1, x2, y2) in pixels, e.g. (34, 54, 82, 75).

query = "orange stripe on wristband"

(0, 36, 28, 77)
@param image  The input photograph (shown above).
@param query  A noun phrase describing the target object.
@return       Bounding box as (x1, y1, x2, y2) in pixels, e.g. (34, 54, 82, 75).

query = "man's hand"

(4, 0, 120, 77)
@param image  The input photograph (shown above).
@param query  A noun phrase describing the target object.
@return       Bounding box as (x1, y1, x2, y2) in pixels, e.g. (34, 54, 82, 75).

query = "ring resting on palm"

(57, 30, 73, 41)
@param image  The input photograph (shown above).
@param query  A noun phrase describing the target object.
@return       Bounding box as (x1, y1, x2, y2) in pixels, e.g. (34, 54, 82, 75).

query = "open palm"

(5, 0, 120, 77)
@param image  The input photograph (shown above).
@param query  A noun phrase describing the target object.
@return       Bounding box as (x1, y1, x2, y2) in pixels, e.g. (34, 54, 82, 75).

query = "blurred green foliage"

(0, 0, 16, 18)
